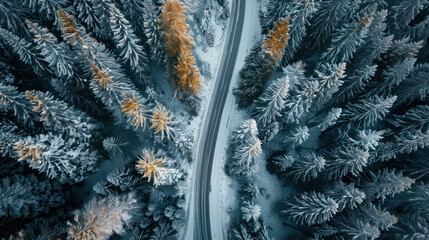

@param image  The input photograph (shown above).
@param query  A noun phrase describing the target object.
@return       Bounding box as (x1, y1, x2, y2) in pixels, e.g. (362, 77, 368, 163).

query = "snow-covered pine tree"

(26, 21, 75, 80)
(317, 108, 342, 131)
(348, 129, 384, 151)
(325, 181, 365, 211)
(390, 0, 429, 31)
(24, 90, 100, 136)
(150, 104, 178, 141)
(284, 125, 309, 147)
(251, 75, 290, 128)
(284, 191, 339, 226)
(353, 203, 398, 231)
(241, 201, 261, 222)
(68, 193, 140, 239)
(313, 62, 346, 110)
(336, 95, 396, 131)
(358, 168, 415, 202)
(321, 4, 376, 64)
(159, 0, 202, 95)
(229, 119, 259, 147)
(306, 0, 360, 48)
(14, 133, 100, 184)
(393, 129, 429, 154)
(332, 65, 377, 104)
(322, 145, 369, 179)
(288, 152, 325, 182)
(142, 0, 166, 63)
(0, 0, 33, 40)
(0, 174, 64, 218)
(0, 27, 51, 77)
(260, 0, 289, 34)
(109, 5, 149, 82)
(73, 0, 107, 39)
(282, 62, 319, 123)
(234, 17, 290, 108)
(0, 83, 39, 129)
(282, 0, 318, 64)
(395, 63, 429, 105)
(135, 148, 173, 187)
(351, 10, 392, 71)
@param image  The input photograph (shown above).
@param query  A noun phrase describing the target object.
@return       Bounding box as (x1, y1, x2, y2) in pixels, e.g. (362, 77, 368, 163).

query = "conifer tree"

(121, 96, 152, 130)
(337, 95, 396, 130)
(285, 126, 309, 147)
(395, 63, 429, 105)
(26, 21, 75, 79)
(0, 174, 64, 218)
(0, 27, 51, 77)
(262, 16, 291, 66)
(68, 193, 139, 240)
(313, 62, 346, 109)
(109, 6, 149, 81)
(358, 169, 415, 201)
(323, 146, 369, 179)
(241, 201, 261, 222)
(326, 182, 365, 211)
(234, 17, 290, 108)
(142, 0, 165, 63)
(251, 76, 290, 127)
(321, 4, 376, 64)
(135, 149, 170, 187)
(284, 192, 338, 226)
(73, 0, 107, 39)
(288, 152, 325, 182)
(159, 0, 202, 95)
(260, 0, 289, 34)
(150, 104, 177, 141)
(282, 0, 318, 64)
(332, 65, 377, 104)
(14, 133, 100, 184)
(317, 108, 342, 131)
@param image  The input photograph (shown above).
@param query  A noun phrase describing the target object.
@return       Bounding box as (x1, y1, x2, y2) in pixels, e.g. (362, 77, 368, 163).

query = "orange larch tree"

(150, 104, 177, 140)
(121, 96, 152, 130)
(135, 149, 167, 186)
(159, 0, 202, 95)
(262, 16, 291, 65)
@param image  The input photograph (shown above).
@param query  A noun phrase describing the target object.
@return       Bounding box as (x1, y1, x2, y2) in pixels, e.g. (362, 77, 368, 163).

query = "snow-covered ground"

(209, 0, 261, 238)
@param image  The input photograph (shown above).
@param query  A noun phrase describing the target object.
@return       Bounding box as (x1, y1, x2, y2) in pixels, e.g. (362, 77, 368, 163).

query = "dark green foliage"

(0, 174, 64, 218)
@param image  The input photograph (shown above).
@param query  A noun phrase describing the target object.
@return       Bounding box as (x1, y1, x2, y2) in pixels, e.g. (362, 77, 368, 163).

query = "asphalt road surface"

(193, 0, 246, 239)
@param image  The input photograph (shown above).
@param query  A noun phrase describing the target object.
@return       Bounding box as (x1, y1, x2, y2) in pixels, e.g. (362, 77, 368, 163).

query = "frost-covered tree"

(273, 153, 295, 171)
(348, 130, 384, 151)
(235, 17, 290, 108)
(313, 62, 346, 109)
(282, 63, 319, 123)
(395, 63, 429, 105)
(109, 6, 148, 81)
(0, 174, 64, 218)
(142, 0, 165, 63)
(325, 181, 365, 211)
(229, 119, 258, 147)
(288, 152, 325, 182)
(282, 0, 318, 64)
(351, 10, 392, 71)
(121, 96, 152, 130)
(0, 27, 51, 77)
(358, 169, 415, 202)
(317, 108, 342, 131)
(251, 75, 290, 127)
(321, 4, 376, 64)
(336, 95, 396, 130)
(393, 129, 429, 154)
(306, 0, 360, 48)
(232, 225, 252, 240)
(68, 193, 140, 240)
(150, 104, 178, 141)
(284, 192, 338, 226)
(323, 145, 369, 179)
(284, 125, 309, 147)
(150, 222, 176, 240)
(73, 0, 106, 39)
(241, 201, 261, 222)
(14, 133, 100, 184)
(135, 149, 170, 187)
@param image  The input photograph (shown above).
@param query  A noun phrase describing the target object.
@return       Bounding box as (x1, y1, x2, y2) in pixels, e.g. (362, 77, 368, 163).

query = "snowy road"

(185, 0, 246, 239)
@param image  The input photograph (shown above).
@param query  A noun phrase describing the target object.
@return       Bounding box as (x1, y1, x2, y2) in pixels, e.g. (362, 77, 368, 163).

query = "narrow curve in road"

(193, 0, 246, 239)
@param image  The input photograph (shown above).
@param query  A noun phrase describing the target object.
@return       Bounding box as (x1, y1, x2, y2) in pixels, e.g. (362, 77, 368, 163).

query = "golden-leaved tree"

(159, 0, 202, 95)
(262, 16, 291, 66)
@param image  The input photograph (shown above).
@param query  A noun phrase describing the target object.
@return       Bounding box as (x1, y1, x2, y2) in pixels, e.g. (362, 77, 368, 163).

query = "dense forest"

(227, 0, 429, 239)
(0, 0, 229, 239)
